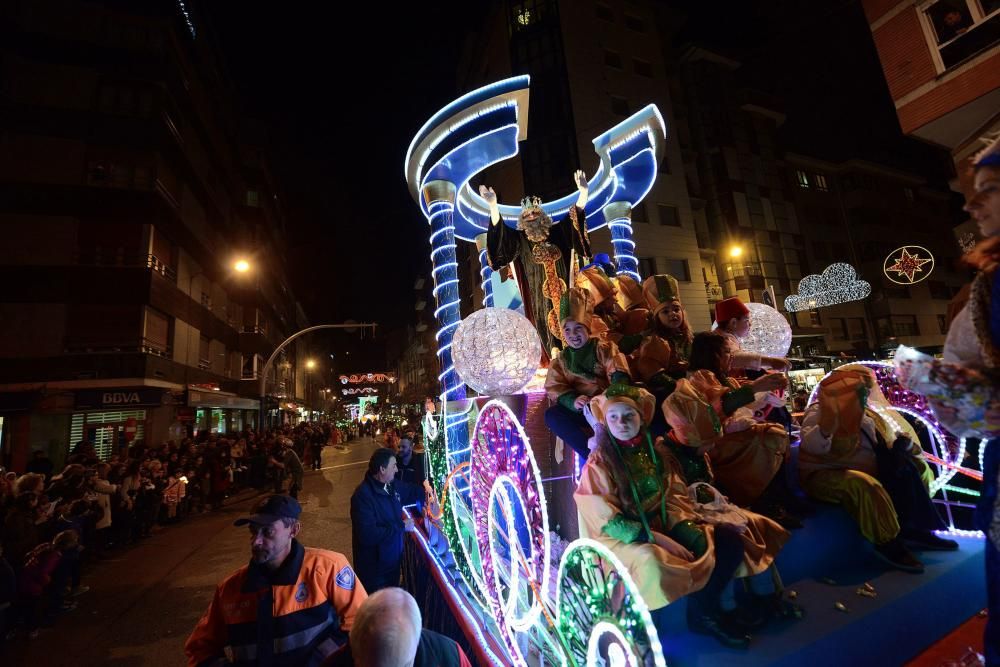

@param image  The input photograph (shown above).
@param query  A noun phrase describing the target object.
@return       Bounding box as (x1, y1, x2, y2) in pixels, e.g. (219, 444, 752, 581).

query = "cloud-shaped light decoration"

(742, 303, 793, 357)
(784, 263, 871, 312)
(452, 308, 542, 395)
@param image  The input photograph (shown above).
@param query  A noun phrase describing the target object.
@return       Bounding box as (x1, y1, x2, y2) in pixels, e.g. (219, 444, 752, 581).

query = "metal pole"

(257, 323, 378, 432)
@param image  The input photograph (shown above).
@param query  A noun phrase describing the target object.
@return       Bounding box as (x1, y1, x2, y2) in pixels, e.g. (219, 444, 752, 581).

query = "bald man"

(323, 588, 471, 667)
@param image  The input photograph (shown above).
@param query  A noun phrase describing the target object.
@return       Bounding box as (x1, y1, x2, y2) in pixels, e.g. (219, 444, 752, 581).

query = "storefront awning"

(187, 389, 259, 411)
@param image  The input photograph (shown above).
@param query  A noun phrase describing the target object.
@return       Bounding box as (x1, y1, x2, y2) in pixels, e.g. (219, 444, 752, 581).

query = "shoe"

(687, 610, 751, 649)
(873, 537, 925, 573)
(754, 592, 805, 621)
(70, 585, 91, 597)
(902, 529, 959, 552)
(726, 604, 767, 630)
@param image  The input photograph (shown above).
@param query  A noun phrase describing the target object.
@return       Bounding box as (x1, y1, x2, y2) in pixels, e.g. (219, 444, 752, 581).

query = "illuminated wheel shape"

(556, 539, 666, 667)
(471, 400, 551, 665)
(807, 362, 964, 494)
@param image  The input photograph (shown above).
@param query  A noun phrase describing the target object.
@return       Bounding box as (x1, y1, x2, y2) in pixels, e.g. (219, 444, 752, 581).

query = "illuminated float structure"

(402, 77, 984, 666)
(404, 75, 667, 666)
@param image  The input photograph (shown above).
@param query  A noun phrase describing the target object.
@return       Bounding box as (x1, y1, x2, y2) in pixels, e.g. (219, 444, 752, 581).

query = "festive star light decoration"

(339, 373, 396, 384)
(452, 308, 542, 395)
(785, 262, 871, 312)
(741, 302, 793, 358)
(883, 246, 934, 285)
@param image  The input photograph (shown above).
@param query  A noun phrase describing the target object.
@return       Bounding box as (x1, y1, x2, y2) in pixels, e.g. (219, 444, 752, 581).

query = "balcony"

(706, 283, 724, 301)
(75, 251, 178, 284)
(64, 336, 172, 359)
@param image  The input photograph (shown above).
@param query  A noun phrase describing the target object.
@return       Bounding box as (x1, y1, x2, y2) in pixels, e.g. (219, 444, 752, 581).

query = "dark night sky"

(202, 0, 955, 365)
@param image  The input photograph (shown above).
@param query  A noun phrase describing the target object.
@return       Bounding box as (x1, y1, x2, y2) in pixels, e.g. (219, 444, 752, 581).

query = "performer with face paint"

(575, 385, 789, 648)
(543, 288, 631, 459)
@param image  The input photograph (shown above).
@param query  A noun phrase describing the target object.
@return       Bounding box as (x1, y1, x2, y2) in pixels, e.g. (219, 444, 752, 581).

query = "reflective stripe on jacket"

(185, 540, 367, 667)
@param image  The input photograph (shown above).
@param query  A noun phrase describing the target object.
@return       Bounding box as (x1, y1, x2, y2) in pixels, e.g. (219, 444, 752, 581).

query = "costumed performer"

(481, 171, 592, 355)
(544, 287, 631, 459)
(684, 333, 799, 528)
(576, 264, 649, 354)
(800, 368, 957, 575)
(575, 385, 779, 648)
(714, 297, 790, 373)
(661, 381, 802, 625)
(944, 133, 1000, 665)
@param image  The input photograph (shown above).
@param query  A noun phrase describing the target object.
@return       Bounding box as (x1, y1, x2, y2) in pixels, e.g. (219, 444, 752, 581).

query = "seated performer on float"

(574, 385, 788, 649)
(481, 171, 591, 356)
(800, 368, 957, 573)
(576, 262, 648, 355)
(713, 297, 790, 372)
(661, 382, 802, 625)
(544, 287, 631, 458)
(683, 333, 800, 528)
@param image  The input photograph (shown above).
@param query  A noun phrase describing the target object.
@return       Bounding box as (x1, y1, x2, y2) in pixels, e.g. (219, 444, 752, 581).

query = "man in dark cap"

(185, 495, 367, 666)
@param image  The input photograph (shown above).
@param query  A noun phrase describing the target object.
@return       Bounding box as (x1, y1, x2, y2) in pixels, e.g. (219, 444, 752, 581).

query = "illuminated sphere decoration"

(452, 307, 542, 396)
(742, 302, 793, 358)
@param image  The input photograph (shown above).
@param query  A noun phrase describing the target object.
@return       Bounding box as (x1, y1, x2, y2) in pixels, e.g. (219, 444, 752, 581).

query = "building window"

(814, 173, 829, 192)
(938, 314, 948, 334)
(246, 190, 259, 207)
(604, 50, 624, 69)
(638, 257, 656, 277)
(796, 170, 810, 189)
(633, 59, 653, 77)
(596, 4, 613, 21)
(624, 14, 645, 32)
(921, 0, 1000, 71)
(657, 204, 681, 227)
(904, 187, 915, 202)
(610, 95, 630, 116)
(846, 317, 866, 340)
(829, 317, 848, 341)
(811, 241, 828, 261)
(662, 258, 691, 282)
(808, 310, 823, 327)
(632, 201, 648, 223)
(891, 315, 920, 337)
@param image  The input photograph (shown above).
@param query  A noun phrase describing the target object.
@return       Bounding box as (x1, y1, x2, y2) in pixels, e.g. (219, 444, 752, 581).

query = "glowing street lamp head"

(306, 359, 316, 370)
(234, 259, 251, 273)
(729, 245, 743, 258)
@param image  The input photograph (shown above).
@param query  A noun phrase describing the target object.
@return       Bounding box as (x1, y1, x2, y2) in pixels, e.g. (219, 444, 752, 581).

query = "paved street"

(7, 437, 383, 667)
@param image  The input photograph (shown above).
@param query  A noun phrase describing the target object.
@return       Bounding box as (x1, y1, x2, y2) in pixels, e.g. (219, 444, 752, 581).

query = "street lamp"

(233, 258, 251, 273)
(306, 359, 316, 370)
(729, 245, 744, 258)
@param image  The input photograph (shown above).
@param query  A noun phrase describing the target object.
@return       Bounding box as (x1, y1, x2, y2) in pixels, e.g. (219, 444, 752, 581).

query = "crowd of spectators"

(0, 421, 342, 642)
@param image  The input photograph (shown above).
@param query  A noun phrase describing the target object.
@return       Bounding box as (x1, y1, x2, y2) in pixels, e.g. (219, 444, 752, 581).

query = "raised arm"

(479, 184, 501, 226)
(574, 169, 588, 210)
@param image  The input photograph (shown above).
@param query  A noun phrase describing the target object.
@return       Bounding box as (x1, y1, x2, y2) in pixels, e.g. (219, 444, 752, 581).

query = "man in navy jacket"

(350, 448, 426, 593)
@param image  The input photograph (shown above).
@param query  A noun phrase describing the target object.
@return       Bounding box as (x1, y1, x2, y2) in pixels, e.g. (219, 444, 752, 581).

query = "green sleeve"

(616, 333, 644, 355)
(721, 385, 755, 416)
(609, 371, 631, 385)
(602, 514, 646, 544)
(558, 391, 580, 411)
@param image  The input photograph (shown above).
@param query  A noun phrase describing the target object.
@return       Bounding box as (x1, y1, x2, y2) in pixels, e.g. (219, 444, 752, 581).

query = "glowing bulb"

(729, 245, 743, 258)
(233, 259, 250, 273)
(306, 359, 316, 370)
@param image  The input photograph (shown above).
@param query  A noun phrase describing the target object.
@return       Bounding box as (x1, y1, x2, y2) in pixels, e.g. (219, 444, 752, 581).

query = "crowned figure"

(481, 170, 592, 355)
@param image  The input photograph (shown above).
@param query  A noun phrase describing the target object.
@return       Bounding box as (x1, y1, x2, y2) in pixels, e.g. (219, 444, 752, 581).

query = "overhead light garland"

(340, 373, 396, 384)
(883, 246, 934, 285)
(785, 262, 871, 312)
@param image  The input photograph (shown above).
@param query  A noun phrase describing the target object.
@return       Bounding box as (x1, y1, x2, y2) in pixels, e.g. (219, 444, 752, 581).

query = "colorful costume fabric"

(544, 338, 630, 408)
(664, 371, 788, 507)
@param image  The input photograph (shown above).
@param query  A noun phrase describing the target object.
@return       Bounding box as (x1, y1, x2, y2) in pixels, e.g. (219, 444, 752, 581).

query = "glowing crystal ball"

(742, 302, 793, 358)
(452, 308, 542, 395)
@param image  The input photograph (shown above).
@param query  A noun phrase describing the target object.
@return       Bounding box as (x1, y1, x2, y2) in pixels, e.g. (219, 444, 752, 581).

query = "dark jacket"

(396, 452, 426, 486)
(349, 476, 423, 590)
(323, 628, 472, 667)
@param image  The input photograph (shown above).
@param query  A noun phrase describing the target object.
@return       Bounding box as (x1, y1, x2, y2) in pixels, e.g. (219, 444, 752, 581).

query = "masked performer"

(481, 171, 592, 354)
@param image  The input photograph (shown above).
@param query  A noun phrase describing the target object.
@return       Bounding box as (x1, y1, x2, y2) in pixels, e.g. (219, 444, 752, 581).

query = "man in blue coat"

(350, 448, 426, 593)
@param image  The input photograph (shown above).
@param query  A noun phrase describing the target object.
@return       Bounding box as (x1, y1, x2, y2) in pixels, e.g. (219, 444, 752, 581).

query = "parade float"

(401, 76, 986, 667)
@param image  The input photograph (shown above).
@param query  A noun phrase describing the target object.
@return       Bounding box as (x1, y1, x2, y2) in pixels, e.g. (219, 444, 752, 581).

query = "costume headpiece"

(714, 297, 750, 326)
(520, 195, 543, 211)
(616, 274, 645, 311)
(972, 133, 1000, 170)
(577, 266, 617, 305)
(589, 383, 657, 427)
(559, 287, 593, 330)
(642, 274, 682, 317)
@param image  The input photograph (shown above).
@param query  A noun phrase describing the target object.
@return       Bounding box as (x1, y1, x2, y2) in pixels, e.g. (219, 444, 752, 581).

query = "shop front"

(72, 387, 168, 460)
(187, 388, 259, 437)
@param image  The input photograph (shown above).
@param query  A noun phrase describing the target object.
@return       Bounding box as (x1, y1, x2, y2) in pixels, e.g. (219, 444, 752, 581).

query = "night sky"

(203, 1, 955, 368)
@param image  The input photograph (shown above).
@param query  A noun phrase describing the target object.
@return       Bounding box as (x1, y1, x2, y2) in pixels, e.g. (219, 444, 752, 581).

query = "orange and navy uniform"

(185, 540, 366, 667)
